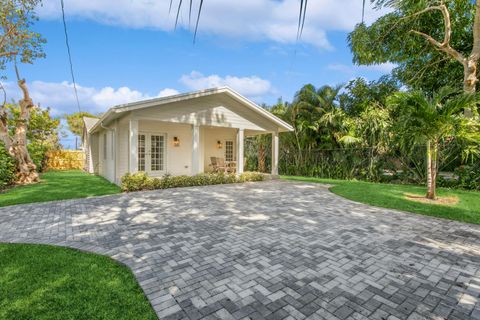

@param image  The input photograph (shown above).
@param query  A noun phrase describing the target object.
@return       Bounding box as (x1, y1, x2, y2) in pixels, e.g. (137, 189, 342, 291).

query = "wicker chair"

(210, 157, 229, 173)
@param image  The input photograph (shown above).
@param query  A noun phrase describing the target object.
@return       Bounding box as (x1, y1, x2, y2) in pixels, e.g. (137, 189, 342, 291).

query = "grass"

(0, 170, 121, 207)
(283, 176, 480, 225)
(0, 243, 157, 320)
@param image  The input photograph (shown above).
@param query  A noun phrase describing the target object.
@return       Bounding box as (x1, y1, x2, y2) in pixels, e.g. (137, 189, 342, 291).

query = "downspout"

(101, 121, 117, 184)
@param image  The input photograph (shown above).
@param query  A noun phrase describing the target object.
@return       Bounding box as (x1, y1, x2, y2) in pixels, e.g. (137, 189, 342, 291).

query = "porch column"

(237, 129, 244, 174)
(129, 119, 138, 173)
(191, 125, 201, 174)
(271, 131, 279, 176)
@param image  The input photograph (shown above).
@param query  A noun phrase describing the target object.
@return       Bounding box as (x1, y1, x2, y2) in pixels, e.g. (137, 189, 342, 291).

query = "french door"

(138, 133, 166, 174)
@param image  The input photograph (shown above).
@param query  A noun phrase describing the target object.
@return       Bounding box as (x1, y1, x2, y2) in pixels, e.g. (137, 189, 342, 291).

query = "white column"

(191, 125, 201, 175)
(271, 131, 279, 176)
(129, 119, 138, 173)
(237, 129, 244, 174)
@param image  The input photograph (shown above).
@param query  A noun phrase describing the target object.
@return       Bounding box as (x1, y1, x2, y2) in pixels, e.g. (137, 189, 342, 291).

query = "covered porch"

(128, 119, 280, 176)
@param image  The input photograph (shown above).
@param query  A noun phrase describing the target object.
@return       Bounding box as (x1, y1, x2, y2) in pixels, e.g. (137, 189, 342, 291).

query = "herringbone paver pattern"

(1, 181, 480, 320)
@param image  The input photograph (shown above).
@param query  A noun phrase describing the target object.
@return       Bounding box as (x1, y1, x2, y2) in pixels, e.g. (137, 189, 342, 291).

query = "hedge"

(121, 172, 265, 192)
(0, 143, 15, 189)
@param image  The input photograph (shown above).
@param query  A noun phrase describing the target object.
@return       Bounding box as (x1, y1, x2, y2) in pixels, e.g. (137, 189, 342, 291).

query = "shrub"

(121, 171, 265, 192)
(121, 172, 152, 192)
(238, 172, 265, 182)
(27, 142, 49, 172)
(0, 143, 15, 189)
(455, 164, 480, 191)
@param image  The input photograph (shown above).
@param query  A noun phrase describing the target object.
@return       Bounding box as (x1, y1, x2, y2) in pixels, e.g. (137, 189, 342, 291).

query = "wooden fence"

(45, 150, 85, 171)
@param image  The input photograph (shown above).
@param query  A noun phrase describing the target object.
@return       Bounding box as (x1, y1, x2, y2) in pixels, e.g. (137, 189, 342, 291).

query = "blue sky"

(4, 0, 393, 148)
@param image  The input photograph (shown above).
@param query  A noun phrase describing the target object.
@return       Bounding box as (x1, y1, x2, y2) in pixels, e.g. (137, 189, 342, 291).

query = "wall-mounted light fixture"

(173, 136, 180, 147)
(217, 140, 223, 149)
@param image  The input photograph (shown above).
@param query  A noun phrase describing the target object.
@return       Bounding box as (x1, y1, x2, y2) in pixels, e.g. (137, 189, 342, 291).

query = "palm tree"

(388, 87, 480, 199)
(170, 0, 370, 42)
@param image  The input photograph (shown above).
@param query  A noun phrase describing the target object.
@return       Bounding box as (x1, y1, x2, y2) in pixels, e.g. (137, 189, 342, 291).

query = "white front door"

(138, 132, 166, 175)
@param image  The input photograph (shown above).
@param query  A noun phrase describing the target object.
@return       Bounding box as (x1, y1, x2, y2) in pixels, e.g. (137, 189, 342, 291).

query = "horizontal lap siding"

(203, 128, 237, 172)
(139, 121, 192, 176)
(116, 116, 130, 184)
(132, 98, 273, 132)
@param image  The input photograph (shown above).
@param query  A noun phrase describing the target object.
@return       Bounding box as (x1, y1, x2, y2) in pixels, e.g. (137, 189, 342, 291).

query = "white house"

(82, 87, 293, 185)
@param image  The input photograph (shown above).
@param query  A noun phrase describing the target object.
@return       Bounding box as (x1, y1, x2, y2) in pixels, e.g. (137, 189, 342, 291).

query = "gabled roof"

(83, 117, 99, 132)
(88, 87, 293, 133)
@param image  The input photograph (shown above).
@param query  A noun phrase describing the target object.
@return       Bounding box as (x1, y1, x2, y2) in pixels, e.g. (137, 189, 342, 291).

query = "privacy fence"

(45, 150, 85, 171)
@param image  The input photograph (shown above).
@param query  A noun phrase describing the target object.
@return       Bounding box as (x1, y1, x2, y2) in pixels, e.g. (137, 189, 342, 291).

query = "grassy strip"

(283, 176, 480, 225)
(0, 243, 157, 320)
(0, 170, 120, 207)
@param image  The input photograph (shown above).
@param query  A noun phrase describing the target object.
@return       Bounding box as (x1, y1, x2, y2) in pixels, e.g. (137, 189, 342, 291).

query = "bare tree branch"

(408, 4, 466, 66)
(0, 81, 6, 109)
(410, 30, 466, 65)
(471, 0, 480, 62)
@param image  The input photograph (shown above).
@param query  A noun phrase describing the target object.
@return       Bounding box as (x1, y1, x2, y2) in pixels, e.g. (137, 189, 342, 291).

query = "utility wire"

(60, 0, 81, 112)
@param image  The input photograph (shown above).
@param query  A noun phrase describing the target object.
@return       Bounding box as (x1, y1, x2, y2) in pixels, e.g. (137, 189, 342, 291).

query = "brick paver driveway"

(1, 181, 480, 320)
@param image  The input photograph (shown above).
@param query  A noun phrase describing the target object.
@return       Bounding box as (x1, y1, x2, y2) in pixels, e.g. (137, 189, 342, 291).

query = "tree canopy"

(65, 111, 96, 137)
(0, 0, 45, 76)
(349, 0, 476, 93)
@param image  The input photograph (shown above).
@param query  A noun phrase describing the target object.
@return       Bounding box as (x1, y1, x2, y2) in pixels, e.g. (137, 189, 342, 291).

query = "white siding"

(90, 133, 100, 174)
(115, 115, 130, 183)
(132, 95, 277, 132)
(203, 127, 237, 172)
(97, 128, 115, 182)
(138, 120, 192, 176)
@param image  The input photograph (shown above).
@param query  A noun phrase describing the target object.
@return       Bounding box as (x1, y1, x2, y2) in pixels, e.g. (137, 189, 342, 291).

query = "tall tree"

(0, 0, 45, 183)
(66, 111, 96, 138)
(339, 76, 400, 116)
(388, 88, 480, 199)
(350, 0, 480, 101)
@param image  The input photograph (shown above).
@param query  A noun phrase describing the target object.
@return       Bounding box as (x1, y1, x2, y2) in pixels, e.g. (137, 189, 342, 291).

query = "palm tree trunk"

(426, 140, 437, 200)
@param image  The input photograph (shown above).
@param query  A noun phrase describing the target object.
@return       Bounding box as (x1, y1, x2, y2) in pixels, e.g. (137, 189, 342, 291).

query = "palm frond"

(193, 0, 204, 43)
(173, 0, 307, 43)
(362, 0, 366, 23)
(189, 0, 193, 28)
(175, 0, 183, 30)
(297, 0, 308, 40)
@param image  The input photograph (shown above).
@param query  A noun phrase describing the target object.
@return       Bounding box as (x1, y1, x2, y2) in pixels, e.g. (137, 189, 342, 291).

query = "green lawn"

(283, 176, 480, 225)
(0, 171, 121, 207)
(0, 243, 157, 320)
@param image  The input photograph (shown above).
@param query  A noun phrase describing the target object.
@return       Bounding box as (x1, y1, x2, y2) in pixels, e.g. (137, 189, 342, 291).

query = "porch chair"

(217, 157, 234, 173)
(210, 157, 229, 173)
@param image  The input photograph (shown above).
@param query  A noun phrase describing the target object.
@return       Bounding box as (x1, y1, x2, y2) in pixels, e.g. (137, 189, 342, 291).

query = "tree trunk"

(464, 60, 478, 94)
(426, 141, 437, 200)
(11, 79, 38, 184)
(463, 60, 477, 116)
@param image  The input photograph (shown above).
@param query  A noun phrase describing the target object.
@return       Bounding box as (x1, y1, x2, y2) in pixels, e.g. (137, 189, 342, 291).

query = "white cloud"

(2, 80, 179, 116)
(158, 88, 180, 97)
(39, 0, 388, 49)
(180, 71, 273, 99)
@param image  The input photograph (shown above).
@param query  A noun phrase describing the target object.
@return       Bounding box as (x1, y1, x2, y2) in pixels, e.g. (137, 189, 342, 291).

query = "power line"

(60, 0, 81, 113)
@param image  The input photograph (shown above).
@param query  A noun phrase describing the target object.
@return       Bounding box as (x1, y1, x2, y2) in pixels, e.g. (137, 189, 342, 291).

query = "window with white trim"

(138, 134, 146, 171)
(150, 134, 165, 171)
(225, 140, 234, 162)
